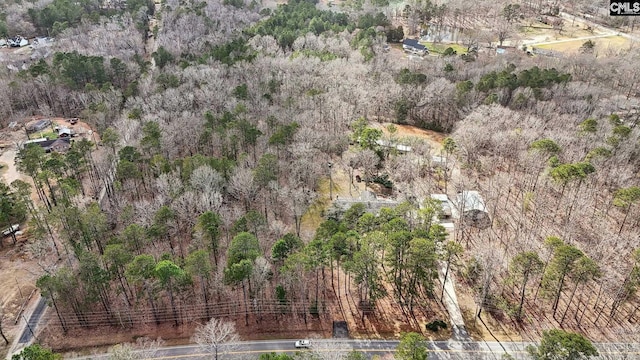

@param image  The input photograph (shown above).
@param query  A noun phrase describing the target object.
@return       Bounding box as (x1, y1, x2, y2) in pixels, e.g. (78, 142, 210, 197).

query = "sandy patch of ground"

(41, 117, 99, 142)
(0, 148, 28, 186)
(521, 25, 609, 43)
(370, 122, 446, 151)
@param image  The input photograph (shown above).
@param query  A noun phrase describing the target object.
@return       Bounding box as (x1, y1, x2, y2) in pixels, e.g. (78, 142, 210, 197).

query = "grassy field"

(419, 41, 468, 55)
(521, 26, 601, 40)
(535, 35, 633, 56)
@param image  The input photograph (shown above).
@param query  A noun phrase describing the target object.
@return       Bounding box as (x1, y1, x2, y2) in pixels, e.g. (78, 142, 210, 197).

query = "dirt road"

(0, 148, 28, 185)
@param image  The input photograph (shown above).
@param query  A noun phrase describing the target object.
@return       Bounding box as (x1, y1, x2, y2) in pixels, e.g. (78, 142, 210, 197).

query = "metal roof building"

(455, 191, 490, 229)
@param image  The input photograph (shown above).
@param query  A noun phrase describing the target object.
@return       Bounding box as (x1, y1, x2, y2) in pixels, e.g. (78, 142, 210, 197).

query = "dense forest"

(2, 0, 640, 353)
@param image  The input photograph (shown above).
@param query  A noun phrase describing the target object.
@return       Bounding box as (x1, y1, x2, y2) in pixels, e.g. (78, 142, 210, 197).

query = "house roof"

(456, 191, 487, 213)
(47, 139, 71, 153)
(430, 194, 449, 202)
(23, 137, 71, 152)
(375, 139, 412, 152)
(58, 127, 72, 135)
(23, 138, 49, 145)
(25, 119, 51, 131)
(402, 39, 426, 50)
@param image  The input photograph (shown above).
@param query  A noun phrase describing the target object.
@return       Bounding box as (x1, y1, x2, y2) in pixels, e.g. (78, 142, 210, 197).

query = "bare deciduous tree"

(192, 318, 240, 360)
(190, 166, 225, 195)
(228, 166, 258, 212)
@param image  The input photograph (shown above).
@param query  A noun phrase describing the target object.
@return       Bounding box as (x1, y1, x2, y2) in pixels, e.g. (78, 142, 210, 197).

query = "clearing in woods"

(534, 35, 633, 55)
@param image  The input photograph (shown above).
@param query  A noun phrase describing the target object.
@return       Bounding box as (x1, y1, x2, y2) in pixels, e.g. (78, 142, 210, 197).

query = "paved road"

(72, 339, 525, 359)
(17, 296, 46, 343)
(67, 338, 640, 360)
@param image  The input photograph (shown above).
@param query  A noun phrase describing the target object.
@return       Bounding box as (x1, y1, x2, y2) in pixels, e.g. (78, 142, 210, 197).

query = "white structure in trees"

(455, 191, 490, 229)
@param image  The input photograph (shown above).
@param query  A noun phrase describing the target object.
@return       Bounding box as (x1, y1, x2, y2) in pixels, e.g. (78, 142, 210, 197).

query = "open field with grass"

(418, 41, 468, 55)
(535, 35, 634, 56)
(519, 23, 607, 42)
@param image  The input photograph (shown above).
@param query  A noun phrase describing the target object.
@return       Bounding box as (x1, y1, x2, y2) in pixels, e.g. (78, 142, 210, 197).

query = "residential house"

(402, 39, 428, 56)
(48, 139, 71, 153)
(22, 138, 71, 153)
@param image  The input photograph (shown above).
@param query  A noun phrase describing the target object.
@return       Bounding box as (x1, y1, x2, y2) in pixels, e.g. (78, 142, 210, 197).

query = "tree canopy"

(527, 329, 598, 360)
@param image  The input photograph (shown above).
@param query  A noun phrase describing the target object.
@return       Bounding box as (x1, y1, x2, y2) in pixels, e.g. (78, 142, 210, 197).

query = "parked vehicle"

(294, 340, 310, 349)
(8, 36, 29, 48)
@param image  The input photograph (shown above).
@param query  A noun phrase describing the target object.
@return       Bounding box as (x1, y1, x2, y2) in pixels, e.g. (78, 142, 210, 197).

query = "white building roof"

(432, 155, 446, 165)
(58, 127, 72, 135)
(375, 139, 412, 153)
(456, 191, 487, 212)
(23, 138, 49, 145)
(430, 194, 449, 202)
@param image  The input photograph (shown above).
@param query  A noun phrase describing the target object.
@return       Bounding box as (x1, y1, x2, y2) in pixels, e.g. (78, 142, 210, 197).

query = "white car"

(295, 340, 310, 349)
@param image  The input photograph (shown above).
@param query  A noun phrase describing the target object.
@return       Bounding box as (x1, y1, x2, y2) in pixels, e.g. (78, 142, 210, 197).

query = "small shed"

(430, 194, 452, 219)
(57, 127, 73, 137)
(455, 191, 490, 229)
(25, 119, 51, 133)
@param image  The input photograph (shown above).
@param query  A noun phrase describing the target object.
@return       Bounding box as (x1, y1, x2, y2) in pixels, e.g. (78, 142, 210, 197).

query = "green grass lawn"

(29, 130, 58, 140)
(419, 42, 468, 55)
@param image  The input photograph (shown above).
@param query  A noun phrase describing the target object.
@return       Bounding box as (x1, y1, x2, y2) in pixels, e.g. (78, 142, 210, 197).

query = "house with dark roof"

(48, 139, 71, 153)
(402, 39, 428, 56)
(22, 138, 71, 153)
